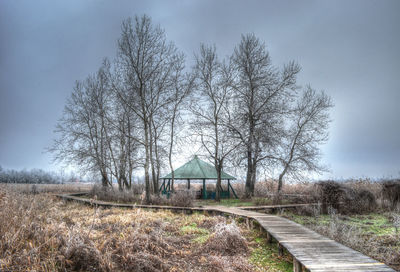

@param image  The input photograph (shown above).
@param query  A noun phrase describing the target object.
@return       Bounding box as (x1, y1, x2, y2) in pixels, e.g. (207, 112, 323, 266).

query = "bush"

(231, 183, 246, 199)
(382, 180, 400, 210)
(203, 222, 248, 256)
(254, 180, 276, 197)
(88, 185, 141, 203)
(252, 197, 274, 206)
(206, 256, 253, 272)
(295, 204, 322, 217)
(315, 181, 376, 214)
(353, 189, 376, 213)
(169, 190, 193, 207)
(63, 229, 107, 272)
(149, 190, 193, 207)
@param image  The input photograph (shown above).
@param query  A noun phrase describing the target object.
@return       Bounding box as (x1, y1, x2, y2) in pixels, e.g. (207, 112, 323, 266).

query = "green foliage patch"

(285, 212, 397, 236)
(244, 229, 293, 272)
(180, 222, 210, 244)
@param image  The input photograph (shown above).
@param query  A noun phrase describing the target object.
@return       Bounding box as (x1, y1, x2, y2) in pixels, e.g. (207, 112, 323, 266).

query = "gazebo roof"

(161, 155, 236, 180)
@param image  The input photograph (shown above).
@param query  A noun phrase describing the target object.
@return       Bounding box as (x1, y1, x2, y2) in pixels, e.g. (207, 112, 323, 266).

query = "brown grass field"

(0, 185, 293, 272)
(2, 179, 399, 271)
(0, 183, 93, 194)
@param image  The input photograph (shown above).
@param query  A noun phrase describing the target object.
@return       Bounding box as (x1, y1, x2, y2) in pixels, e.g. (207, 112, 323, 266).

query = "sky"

(0, 0, 399, 180)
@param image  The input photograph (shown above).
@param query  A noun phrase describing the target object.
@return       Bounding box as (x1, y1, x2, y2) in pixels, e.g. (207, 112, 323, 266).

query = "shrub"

(382, 180, 400, 210)
(254, 180, 276, 197)
(252, 197, 274, 206)
(346, 179, 382, 197)
(315, 181, 346, 213)
(149, 190, 193, 207)
(352, 189, 376, 213)
(148, 194, 168, 205)
(169, 190, 193, 207)
(231, 183, 246, 199)
(206, 256, 253, 272)
(30, 184, 38, 194)
(203, 222, 248, 256)
(315, 181, 376, 214)
(390, 212, 400, 234)
(63, 229, 107, 272)
(88, 184, 141, 203)
(295, 204, 322, 217)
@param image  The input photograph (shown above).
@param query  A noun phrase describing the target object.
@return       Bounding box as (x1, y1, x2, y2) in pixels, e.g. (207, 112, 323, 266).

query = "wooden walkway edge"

(56, 193, 396, 272)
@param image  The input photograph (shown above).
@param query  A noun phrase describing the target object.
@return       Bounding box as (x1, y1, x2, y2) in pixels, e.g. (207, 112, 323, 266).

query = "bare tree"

(51, 15, 333, 199)
(150, 108, 170, 193)
(115, 15, 178, 202)
(276, 87, 333, 192)
(230, 34, 300, 197)
(167, 53, 195, 191)
(106, 90, 141, 190)
(192, 45, 239, 201)
(51, 60, 113, 187)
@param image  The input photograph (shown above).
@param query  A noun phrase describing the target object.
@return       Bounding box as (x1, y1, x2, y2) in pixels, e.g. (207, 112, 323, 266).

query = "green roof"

(162, 155, 236, 180)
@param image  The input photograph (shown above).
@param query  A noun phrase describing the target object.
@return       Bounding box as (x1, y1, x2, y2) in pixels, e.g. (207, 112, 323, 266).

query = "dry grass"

(149, 190, 194, 207)
(254, 180, 312, 197)
(88, 184, 142, 204)
(0, 183, 92, 194)
(88, 185, 194, 207)
(1, 187, 292, 272)
(203, 222, 248, 256)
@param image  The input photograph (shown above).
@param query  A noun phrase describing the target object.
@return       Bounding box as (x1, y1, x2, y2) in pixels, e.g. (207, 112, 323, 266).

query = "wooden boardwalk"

(57, 194, 396, 272)
(211, 207, 395, 272)
(239, 203, 319, 211)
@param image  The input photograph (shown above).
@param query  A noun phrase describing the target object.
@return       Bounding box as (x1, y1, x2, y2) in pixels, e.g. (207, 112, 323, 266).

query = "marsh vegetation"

(0, 185, 294, 272)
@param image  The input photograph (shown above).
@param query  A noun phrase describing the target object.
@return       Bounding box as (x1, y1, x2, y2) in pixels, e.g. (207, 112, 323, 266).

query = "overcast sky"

(0, 0, 399, 179)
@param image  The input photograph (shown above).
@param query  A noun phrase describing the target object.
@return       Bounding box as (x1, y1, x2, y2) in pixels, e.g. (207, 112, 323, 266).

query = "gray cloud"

(0, 0, 399, 178)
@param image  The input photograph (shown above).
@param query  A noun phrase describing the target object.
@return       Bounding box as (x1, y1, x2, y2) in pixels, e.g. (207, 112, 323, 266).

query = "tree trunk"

(251, 162, 256, 194)
(143, 119, 151, 204)
(169, 160, 175, 193)
(245, 150, 253, 198)
(149, 120, 158, 194)
(101, 172, 109, 187)
(153, 127, 160, 195)
(277, 173, 284, 193)
(245, 108, 256, 198)
(121, 171, 129, 190)
(169, 113, 176, 192)
(277, 163, 289, 193)
(216, 163, 222, 202)
(117, 177, 123, 191)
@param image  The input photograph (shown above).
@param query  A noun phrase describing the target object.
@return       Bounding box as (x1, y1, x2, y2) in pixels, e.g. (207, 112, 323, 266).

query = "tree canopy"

(51, 15, 333, 201)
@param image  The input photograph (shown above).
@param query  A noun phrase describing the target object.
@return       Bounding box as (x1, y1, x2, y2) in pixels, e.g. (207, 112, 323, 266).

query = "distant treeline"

(0, 166, 79, 184)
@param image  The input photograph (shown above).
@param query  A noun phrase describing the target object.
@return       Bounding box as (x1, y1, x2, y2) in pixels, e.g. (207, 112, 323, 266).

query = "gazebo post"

(187, 179, 190, 189)
(159, 179, 165, 194)
(228, 179, 230, 198)
(202, 178, 206, 199)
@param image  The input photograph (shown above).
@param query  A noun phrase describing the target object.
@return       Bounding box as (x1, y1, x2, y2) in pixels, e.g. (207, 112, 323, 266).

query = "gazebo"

(159, 155, 238, 199)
